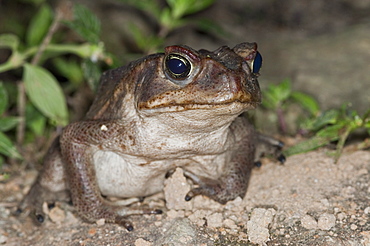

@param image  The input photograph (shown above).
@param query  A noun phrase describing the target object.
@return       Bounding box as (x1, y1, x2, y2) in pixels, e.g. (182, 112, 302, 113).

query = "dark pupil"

(166, 56, 190, 78)
(252, 51, 262, 73)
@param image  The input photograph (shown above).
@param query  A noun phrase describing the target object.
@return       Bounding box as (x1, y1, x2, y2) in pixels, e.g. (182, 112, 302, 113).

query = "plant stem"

(334, 126, 352, 163)
(277, 107, 287, 134)
(31, 6, 64, 65)
(16, 4, 64, 146)
(16, 81, 26, 146)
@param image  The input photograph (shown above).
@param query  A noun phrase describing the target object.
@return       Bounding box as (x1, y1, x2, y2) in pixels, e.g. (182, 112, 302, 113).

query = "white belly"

(92, 147, 228, 198)
(93, 150, 170, 198)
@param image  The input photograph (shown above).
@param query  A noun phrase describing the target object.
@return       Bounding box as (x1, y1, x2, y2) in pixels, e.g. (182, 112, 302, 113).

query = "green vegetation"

(119, 0, 217, 54)
(262, 80, 370, 162)
(0, 1, 111, 166)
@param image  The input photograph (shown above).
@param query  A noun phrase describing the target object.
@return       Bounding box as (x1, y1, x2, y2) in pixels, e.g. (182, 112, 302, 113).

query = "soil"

(1, 147, 370, 245)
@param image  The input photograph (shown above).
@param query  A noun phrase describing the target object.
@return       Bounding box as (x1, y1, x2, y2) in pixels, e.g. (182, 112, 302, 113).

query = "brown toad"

(20, 43, 284, 230)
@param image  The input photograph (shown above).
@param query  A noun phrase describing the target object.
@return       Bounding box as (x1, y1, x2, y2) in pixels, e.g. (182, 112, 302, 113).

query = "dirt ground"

(1, 146, 369, 246)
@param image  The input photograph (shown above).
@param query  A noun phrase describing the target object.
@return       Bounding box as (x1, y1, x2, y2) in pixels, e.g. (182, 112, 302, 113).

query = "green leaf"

(25, 103, 46, 136)
(64, 4, 101, 44)
(0, 82, 8, 115)
(23, 64, 68, 126)
(118, 0, 161, 19)
(276, 79, 292, 101)
(284, 124, 344, 156)
(0, 117, 20, 132)
(316, 124, 344, 138)
(290, 91, 320, 116)
(167, 0, 215, 19)
(53, 57, 84, 85)
(262, 79, 292, 109)
(311, 109, 340, 131)
(283, 135, 334, 157)
(160, 7, 175, 27)
(0, 34, 19, 51)
(127, 23, 164, 53)
(0, 132, 22, 159)
(26, 4, 53, 46)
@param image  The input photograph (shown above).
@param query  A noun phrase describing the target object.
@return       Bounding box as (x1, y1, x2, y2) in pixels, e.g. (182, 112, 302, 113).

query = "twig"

(31, 4, 64, 65)
(16, 3, 68, 147)
(277, 107, 287, 134)
(16, 82, 26, 146)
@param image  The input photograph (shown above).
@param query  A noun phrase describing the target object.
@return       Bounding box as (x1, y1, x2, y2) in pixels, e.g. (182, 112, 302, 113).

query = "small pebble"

(96, 218, 106, 226)
(135, 238, 153, 246)
(318, 213, 336, 230)
(48, 206, 66, 223)
(301, 215, 317, 230)
(0, 234, 8, 244)
(206, 212, 223, 228)
(223, 218, 237, 229)
(350, 224, 358, 230)
(247, 208, 276, 245)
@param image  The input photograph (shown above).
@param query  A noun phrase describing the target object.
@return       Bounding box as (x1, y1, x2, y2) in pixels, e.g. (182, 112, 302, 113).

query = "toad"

(19, 43, 284, 230)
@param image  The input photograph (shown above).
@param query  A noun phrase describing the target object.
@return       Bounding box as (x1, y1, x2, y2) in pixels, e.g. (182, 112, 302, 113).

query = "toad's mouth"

(137, 87, 261, 113)
(137, 99, 260, 114)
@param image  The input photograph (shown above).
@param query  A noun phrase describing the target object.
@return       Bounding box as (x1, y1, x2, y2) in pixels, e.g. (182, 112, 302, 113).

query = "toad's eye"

(252, 51, 262, 74)
(165, 54, 191, 79)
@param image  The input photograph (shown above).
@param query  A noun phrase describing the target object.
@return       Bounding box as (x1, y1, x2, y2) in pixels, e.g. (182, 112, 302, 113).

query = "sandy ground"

(1, 147, 369, 246)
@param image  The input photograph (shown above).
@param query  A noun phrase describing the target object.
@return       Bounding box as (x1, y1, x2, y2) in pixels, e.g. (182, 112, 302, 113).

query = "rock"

(135, 238, 152, 246)
(48, 206, 66, 223)
(95, 218, 106, 226)
(223, 218, 238, 229)
(154, 218, 197, 245)
(187, 209, 211, 227)
(0, 234, 7, 244)
(206, 212, 223, 228)
(301, 214, 318, 230)
(317, 213, 336, 230)
(247, 208, 276, 245)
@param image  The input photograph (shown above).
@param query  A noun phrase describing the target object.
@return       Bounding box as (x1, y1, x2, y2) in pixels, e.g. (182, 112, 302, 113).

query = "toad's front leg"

(60, 121, 161, 230)
(184, 117, 257, 204)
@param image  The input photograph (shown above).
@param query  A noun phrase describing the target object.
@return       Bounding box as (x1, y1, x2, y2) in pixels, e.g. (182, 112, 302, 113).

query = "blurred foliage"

(0, 82, 22, 162)
(262, 80, 370, 162)
(119, 0, 217, 54)
(285, 105, 370, 162)
(0, 1, 111, 166)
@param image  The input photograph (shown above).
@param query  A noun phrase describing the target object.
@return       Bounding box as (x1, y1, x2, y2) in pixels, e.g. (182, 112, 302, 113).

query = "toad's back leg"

(60, 121, 161, 230)
(19, 137, 70, 222)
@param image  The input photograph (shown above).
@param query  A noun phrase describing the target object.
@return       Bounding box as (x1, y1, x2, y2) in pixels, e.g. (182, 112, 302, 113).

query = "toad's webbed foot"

(254, 134, 286, 166)
(107, 207, 162, 231)
(17, 181, 70, 225)
(183, 162, 252, 204)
